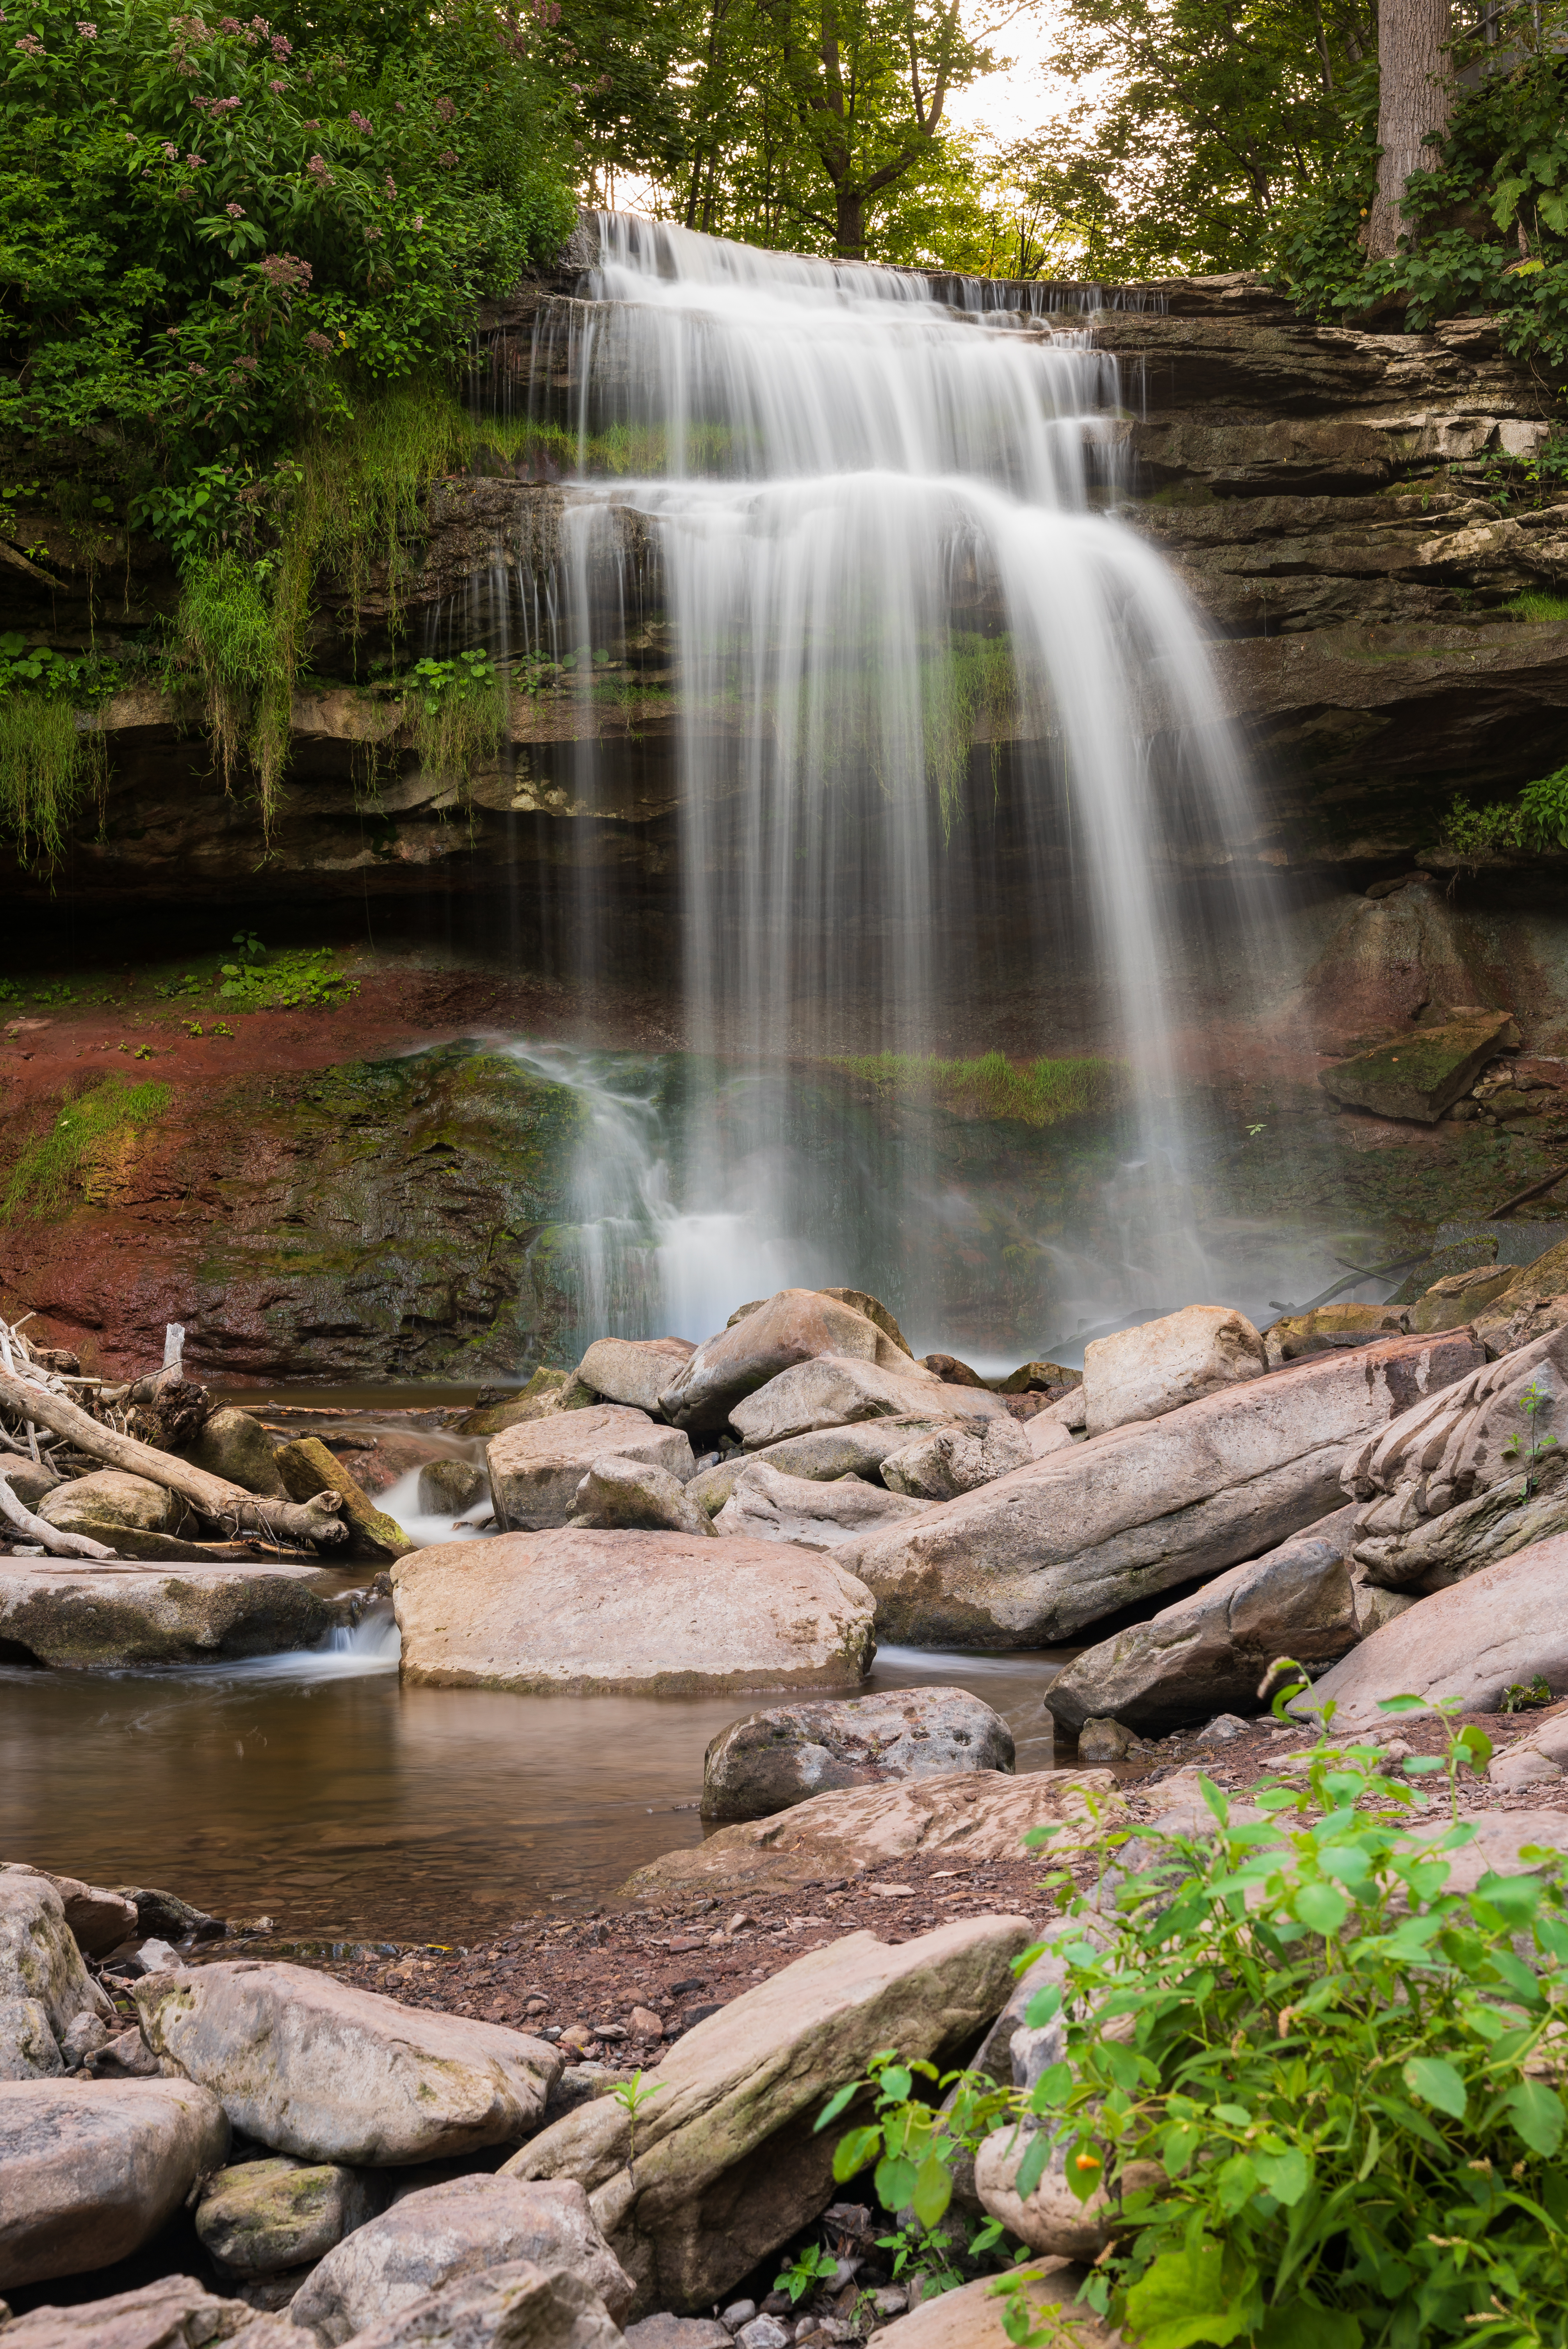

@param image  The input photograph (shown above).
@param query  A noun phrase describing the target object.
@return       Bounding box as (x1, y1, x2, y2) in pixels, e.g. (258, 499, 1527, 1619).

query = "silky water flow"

(463, 214, 1279, 1360)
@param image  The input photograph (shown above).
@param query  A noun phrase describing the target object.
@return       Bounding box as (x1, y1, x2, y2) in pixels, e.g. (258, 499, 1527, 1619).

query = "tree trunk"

(1367, 0, 1454, 257)
(836, 185, 866, 259)
(0, 1372, 349, 1552)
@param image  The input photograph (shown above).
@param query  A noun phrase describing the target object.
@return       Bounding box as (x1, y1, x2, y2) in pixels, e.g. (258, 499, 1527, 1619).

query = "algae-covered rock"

(1318, 1012, 1519, 1123)
(1264, 1301, 1410, 1364)
(188, 1410, 289, 1500)
(195, 2158, 374, 2277)
(39, 1472, 186, 1538)
(0, 1563, 339, 1669)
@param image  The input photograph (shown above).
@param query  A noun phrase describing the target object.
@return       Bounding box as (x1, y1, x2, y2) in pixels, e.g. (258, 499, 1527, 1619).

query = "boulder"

(730, 1359, 1005, 1452)
(391, 1530, 875, 1697)
(994, 1361, 1082, 1396)
(1317, 1010, 1519, 1123)
(1264, 1303, 1409, 1366)
(685, 1420, 948, 1519)
(133, 1962, 560, 2165)
(713, 1465, 928, 1548)
(1, 1875, 115, 2082)
(306, 2260, 622, 2349)
(39, 1472, 188, 1540)
(0, 1563, 340, 1669)
(1353, 1477, 1568, 1597)
(836, 1330, 1483, 1646)
(1081, 1306, 1267, 1438)
(486, 1409, 694, 1534)
(1287, 1532, 1568, 1734)
(288, 2176, 633, 2344)
(869, 2267, 1112, 2349)
(274, 1440, 413, 1564)
(188, 1410, 289, 1500)
(657, 1291, 916, 1429)
(621, 1768, 1119, 1899)
(1409, 1264, 1520, 1334)
(0, 2278, 260, 2349)
(880, 1420, 1032, 1502)
(0, 2077, 230, 2288)
(1044, 1505, 1362, 1736)
(701, 1688, 1016, 1820)
(815, 1290, 913, 1355)
(454, 1371, 571, 1441)
(1474, 1292, 1568, 1362)
(195, 2159, 375, 2278)
(118, 1887, 225, 1945)
(574, 1338, 696, 1415)
(1489, 1704, 1568, 1791)
(0, 1460, 62, 1511)
(417, 1460, 489, 1517)
(567, 1458, 713, 1539)
(0, 1866, 137, 1962)
(505, 1918, 1033, 2315)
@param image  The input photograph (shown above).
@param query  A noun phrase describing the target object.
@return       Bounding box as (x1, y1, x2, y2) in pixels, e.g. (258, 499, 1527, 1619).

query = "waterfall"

(470, 214, 1273, 1354)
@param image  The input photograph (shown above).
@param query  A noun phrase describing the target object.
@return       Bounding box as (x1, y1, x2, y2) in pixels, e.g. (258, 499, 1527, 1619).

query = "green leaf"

(1014, 2130, 1051, 2201)
(1295, 1882, 1349, 1934)
(1376, 1694, 1429, 1715)
(878, 2066, 913, 2103)
(1507, 2077, 1565, 2157)
(815, 2082, 861, 2132)
(1258, 2305, 1363, 2349)
(911, 2154, 953, 2230)
(832, 2126, 882, 2181)
(873, 2153, 918, 2212)
(1402, 2057, 1467, 2119)
(1023, 1985, 1062, 2027)
(1254, 2145, 1311, 2206)
(1475, 1870, 1543, 1925)
(1215, 2153, 1258, 2214)
(1124, 2242, 1246, 2349)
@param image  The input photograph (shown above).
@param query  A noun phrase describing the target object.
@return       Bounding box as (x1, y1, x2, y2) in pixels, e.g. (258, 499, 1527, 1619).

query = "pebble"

(737, 2322, 791, 2349)
(629, 2004, 664, 2038)
(721, 2305, 757, 2333)
(869, 2291, 907, 2318)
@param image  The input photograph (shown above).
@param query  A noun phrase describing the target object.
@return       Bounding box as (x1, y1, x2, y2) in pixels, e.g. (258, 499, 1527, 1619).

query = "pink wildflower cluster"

(13, 32, 44, 55)
(304, 330, 332, 353)
(76, 20, 97, 36)
(348, 109, 371, 132)
(306, 152, 333, 185)
(269, 30, 289, 57)
(225, 201, 245, 217)
(438, 149, 456, 168)
(433, 94, 455, 121)
(257, 251, 312, 291)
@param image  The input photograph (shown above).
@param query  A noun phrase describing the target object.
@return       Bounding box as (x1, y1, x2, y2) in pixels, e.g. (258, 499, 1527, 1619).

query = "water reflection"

(0, 1644, 1067, 1943)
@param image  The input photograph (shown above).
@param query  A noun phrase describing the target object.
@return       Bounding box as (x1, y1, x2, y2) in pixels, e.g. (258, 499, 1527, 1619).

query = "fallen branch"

(1482, 1162, 1568, 1222)
(0, 1471, 115, 1560)
(0, 1371, 349, 1551)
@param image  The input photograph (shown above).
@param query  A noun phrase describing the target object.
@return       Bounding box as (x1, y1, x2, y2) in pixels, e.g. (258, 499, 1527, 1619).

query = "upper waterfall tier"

(524, 212, 1126, 498)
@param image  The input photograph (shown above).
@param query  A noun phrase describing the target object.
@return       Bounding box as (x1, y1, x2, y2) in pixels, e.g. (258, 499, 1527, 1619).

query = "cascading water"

(467, 214, 1278, 1353)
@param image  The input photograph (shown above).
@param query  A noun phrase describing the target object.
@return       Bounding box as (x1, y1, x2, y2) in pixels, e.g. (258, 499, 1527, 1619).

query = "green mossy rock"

(1318, 1012, 1519, 1124)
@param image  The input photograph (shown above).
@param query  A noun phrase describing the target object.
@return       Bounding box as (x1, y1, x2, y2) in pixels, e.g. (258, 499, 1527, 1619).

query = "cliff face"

(4, 271, 1565, 923)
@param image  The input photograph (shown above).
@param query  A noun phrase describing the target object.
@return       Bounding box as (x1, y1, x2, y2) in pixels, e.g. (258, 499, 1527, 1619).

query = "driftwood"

(0, 1371, 349, 1551)
(0, 1470, 115, 1560)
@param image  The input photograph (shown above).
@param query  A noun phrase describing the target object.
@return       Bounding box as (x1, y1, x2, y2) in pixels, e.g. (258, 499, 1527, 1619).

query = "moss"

(3, 1078, 170, 1222)
(0, 695, 107, 866)
(829, 1050, 1129, 1128)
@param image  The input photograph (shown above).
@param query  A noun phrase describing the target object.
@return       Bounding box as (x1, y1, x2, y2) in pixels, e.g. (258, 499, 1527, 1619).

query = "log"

(0, 1371, 349, 1551)
(0, 1471, 115, 1560)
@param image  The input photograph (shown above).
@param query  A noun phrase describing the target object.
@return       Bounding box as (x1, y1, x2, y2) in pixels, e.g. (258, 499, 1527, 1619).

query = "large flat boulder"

(621, 1768, 1119, 1898)
(505, 1918, 1033, 2315)
(575, 1338, 695, 1415)
(0, 2077, 230, 2288)
(39, 1471, 187, 1539)
(288, 2176, 634, 2343)
(835, 1330, 1482, 1645)
(134, 1962, 560, 2165)
(1045, 1506, 1362, 1736)
(0, 1563, 341, 1669)
(713, 1463, 929, 1548)
(1, 1875, 115, 2082)
(0, 2278, 259, 2349)
(870, 2268, 1112, 2349)
(391, 1530, 875, 1697)
(486, 1408, 694, 1533)
(656, 1290, 915, 1429)
(701, 1687, 1016, 1820)
(1288, 1532, 1568, 1734)
(1081, 1306, 1266, 1436)
(730, 1357, 1005, 1451)
(195, 2158, 374, 2277)
(1318, 1010, 1519, 1122)
(312, 2260, 622, 2349)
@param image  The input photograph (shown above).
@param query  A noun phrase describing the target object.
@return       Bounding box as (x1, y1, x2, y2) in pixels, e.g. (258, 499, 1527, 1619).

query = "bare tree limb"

(0, 1471, 116, 1560)
(0, 1372, 349, 1552)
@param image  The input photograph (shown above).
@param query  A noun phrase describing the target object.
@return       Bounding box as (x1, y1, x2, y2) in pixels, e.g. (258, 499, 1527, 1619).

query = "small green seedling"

(1503, 1675, 1554, 1713)
(609, 2068, 663, 2161)
(1504, 1375, 1559, 1497)
(773, 2243, 839, 2304)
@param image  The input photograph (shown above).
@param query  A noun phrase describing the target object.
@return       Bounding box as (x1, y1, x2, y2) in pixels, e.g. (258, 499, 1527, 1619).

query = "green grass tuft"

(4, 1079, 171, 1221)
(1503, 590, 1568, 624)
(0, 695, 106, 867)
(831, 1049, 1128, 1126)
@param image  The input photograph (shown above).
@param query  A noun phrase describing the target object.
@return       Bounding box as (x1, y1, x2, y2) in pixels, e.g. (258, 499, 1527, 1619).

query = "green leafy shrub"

(214, 943, 355, 1007)
(3, 1077, 170, 1219)
(823, 1691, 1568, 2349)
(403, 643, 506, 788)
